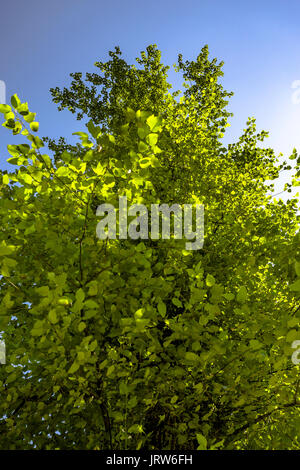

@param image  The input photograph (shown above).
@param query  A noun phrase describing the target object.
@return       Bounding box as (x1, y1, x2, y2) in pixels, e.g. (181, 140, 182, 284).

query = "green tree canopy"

(1, 45, 300, 450)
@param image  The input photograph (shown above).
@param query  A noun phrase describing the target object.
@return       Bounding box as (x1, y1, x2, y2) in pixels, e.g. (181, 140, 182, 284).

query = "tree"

(0, 45, 300, 450)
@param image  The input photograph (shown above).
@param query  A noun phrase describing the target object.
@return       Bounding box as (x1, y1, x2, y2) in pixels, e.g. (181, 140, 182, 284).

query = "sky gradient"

(1, 0, 300, 195)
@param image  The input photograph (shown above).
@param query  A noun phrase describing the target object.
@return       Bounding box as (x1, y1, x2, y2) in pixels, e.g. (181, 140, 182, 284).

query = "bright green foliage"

(1, 45, 300, 450)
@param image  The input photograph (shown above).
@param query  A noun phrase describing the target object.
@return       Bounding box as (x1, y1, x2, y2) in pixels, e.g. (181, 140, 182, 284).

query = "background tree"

(1, 45, 300, 450)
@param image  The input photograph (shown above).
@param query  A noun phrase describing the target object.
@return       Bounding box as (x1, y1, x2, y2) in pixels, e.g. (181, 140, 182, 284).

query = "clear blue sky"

(1, 0, 300, 196)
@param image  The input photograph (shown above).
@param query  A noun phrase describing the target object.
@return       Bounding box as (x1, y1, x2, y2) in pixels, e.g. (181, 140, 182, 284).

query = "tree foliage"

(1, 45, 300, 450)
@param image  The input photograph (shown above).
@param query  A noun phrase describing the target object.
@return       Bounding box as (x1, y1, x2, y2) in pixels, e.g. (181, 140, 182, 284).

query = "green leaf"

(295, 261, 300, 276)
(58, 297, 71, 306)
(125, 108, 136, 122)
(290, 279, 300, 292)
(223, 292, 235, 301)
(137, 128, 148, 139)
(146, 115, 162, 132)
(146, 133, 158, 147)
(185, 352, 199, 362)
(157, 300, 166, 317)
(196, 433, 207, 450)
(73, 131, 89, 138)
(23, 112, 36, 123)
(172, 297, 182, 308)
(11, 94, 21, 109)
(68, 362, 80, 374)
(36, 286, 49, 297)
(78, 322, 86, 332)
(6, 157, 19, 165)
(107, 365, 115, 376)
(17, 102, 29, 115)
(87, 120, 101, 139)
(4, 111, 14, 120)
(236, 286, 247, 303)
(194, 383, 203, 393)
(87, 281, 98, 296)
(26, 134, 44, 148)
(6, 372, 17, 384)
(138, 141, 148, 153)
(2, 174, 9, 185)
(206, 274, 215, 287)
(3, 118, 15, 129)
(286, 329, 299, 343)
(119, 381, 129, 395)
(30, 122, 39, 132)
(0, 244, 16, 256)
(23, 174, 33, 185)
(0, 104, 11, 114)
(56, 166, 69, 177)
(249, 339, 262, 350)
(84, 299, 98, 309)
(128, 424, 144, 434)
(48, 309, 58, 324)
(76, 289, 85, 303)
(139, 157, 151, 168)
(288, 318, 299, 328)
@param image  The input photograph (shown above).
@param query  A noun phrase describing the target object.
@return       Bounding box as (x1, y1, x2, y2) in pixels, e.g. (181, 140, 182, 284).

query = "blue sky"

(1, 0, 300, 195)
